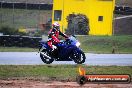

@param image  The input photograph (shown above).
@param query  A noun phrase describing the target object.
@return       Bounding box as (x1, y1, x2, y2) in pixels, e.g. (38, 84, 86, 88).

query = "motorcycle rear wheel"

(40, 50, 54, 64)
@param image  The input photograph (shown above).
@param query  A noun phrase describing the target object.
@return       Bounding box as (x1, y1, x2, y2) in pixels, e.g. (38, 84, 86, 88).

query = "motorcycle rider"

(47, 22, 68, 52)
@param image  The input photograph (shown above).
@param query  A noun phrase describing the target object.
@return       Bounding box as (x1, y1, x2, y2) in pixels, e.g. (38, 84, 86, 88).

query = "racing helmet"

(52, 22, 60, 30)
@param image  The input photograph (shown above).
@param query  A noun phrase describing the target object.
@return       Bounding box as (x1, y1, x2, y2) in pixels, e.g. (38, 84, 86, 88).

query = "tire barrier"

(0, 35, 42, 48)
(114, 6, 132, 15)
(0, 2, 53, 10)
(66, 14, 89, 35)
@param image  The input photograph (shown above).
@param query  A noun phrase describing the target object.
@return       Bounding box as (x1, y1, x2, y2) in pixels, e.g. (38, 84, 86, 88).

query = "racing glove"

(52, 45, 57, 51)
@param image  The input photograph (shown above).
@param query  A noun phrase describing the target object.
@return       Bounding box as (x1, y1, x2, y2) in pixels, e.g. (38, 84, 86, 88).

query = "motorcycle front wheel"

(40, 49, 54, 64)
(72, 51, 86, 64)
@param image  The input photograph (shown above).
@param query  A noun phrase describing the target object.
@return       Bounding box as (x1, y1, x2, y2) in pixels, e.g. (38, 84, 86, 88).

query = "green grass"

(0, 65, 132, 81)
(0, 35, 132, 53)
(0, 47, 38, 52)
(116, 0, 132, 6)
(0, 8, 52, 29)
(77, 35, 132, 53)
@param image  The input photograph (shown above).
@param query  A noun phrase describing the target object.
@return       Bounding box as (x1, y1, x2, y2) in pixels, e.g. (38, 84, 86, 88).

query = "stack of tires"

(0, 35, 42, 48)
(66, 14, 90, 35)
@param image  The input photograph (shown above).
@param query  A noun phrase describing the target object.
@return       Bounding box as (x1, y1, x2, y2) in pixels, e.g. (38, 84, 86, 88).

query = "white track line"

(114, 15, 132, 20)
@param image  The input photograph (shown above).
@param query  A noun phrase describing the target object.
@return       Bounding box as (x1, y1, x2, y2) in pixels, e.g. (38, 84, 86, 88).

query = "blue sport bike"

(39, 35, 86, 64)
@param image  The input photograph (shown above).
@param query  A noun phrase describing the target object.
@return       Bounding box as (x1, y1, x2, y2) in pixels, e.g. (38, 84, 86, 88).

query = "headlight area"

(76, 42, 81, 47)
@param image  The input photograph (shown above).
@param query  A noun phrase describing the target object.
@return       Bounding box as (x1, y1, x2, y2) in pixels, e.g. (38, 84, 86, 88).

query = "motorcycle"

(39, 35, 86, 64)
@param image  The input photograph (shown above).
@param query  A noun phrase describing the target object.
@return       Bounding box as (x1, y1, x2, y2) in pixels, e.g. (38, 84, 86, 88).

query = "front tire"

(73, 51, 86, 64)
(40, 50, 54, 64)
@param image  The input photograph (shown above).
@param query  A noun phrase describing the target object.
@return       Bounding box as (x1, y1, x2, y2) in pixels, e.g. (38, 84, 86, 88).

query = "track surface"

(0, 52, 132, 65)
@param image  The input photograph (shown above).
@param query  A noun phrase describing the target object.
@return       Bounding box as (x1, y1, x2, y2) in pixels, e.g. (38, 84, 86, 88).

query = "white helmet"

(52, 22, 60, 30)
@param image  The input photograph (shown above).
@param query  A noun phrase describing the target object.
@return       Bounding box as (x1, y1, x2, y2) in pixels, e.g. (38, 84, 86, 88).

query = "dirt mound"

(114, 17, 132, 35)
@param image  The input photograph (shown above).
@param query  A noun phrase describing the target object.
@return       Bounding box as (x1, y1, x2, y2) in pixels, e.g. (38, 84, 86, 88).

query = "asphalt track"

(0, 52, 132, 66)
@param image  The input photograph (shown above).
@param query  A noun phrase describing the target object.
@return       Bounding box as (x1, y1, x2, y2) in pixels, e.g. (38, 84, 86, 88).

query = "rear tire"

(40, 50, 54, 64)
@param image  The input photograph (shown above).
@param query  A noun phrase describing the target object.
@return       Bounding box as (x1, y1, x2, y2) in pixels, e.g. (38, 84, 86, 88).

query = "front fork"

(38, 45, 45, 53)
(38, 46, 41, 53)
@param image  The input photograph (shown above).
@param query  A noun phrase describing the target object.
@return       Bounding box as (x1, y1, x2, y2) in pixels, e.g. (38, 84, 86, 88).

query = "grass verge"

(0, 8, 52, 29)
(0, 65, 132, 81)
(77, 35, 132, 53)
(0, 35, 132, 53)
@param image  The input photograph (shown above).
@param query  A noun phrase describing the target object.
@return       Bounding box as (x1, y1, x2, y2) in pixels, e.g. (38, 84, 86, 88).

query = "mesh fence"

(0, 1, 52, 35)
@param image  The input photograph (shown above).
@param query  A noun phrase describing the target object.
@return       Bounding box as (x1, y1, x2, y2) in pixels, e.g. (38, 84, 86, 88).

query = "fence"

(0, 2, 52, 10)
(0, 35, 42, 48)
(0, 1, 52, 33)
